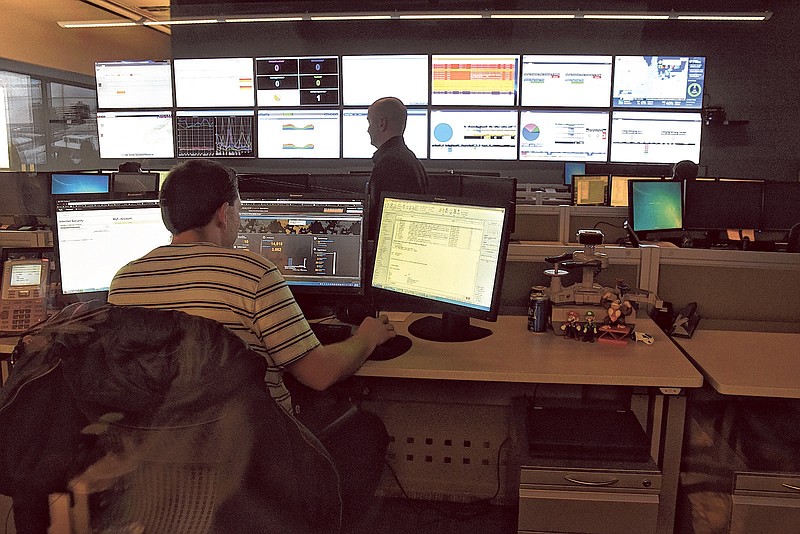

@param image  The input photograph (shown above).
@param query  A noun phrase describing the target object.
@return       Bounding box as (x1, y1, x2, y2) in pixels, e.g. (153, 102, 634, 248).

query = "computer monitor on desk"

(54, 196, 171, 297)
(627, 180, 684, 241)
(236, 195, 367, 299)
(370, 193, 511, 342)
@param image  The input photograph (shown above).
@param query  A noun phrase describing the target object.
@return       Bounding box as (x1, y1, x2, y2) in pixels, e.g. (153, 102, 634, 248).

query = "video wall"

(94, 54, 705, 164)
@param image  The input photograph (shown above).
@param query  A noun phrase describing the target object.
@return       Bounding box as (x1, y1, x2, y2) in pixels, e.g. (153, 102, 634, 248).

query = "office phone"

(0, 257, 49, 333)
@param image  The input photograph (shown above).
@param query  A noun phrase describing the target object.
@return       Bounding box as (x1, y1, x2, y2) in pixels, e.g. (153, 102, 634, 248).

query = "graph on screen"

(176, 110, 254, 158)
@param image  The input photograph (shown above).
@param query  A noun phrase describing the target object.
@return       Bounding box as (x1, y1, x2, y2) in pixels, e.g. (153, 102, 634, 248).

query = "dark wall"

(171, 1, 800, 183)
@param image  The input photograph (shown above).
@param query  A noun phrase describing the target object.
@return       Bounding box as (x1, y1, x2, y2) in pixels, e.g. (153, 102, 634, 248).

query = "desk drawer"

(731, 471, 800, 534)
(518, 467, 660, 534)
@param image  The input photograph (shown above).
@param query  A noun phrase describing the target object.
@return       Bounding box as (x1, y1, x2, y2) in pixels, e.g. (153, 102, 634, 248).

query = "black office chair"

(0, 302, 342, 534)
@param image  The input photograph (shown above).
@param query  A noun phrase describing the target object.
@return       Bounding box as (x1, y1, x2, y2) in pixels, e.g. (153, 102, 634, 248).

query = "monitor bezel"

(571, 174, 609, 206)
(369, 192, 512, 324)
(683, 178, 764, 231)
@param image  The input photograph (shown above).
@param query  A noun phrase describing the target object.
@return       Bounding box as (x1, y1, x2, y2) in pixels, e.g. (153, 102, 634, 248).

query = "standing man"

(108, 158, 395, 530)
(366, 96, 429, 238)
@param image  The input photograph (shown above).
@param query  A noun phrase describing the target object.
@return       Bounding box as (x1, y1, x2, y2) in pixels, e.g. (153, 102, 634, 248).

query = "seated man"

(108, 159, 395, 529)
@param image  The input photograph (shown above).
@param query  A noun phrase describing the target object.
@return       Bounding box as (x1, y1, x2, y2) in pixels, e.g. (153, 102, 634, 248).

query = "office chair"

(0, 302, 341, 534)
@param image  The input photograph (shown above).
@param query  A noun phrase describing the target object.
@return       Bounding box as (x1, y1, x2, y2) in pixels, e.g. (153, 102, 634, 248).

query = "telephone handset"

(0, 258, 50, 333)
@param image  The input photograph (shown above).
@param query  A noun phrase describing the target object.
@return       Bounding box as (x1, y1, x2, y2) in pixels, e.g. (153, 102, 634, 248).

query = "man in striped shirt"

(108, 158, 395, 527)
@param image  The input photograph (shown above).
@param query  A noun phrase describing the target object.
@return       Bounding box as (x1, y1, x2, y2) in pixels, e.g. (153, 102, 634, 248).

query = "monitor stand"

(407, 312, 492, 342)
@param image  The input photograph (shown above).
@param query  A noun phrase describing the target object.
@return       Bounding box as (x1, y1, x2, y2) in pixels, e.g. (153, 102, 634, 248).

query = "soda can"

(528, 289, 551, 332)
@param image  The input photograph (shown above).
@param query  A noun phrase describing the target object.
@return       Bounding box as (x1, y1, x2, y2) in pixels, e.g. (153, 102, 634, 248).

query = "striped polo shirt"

(108, 243, 320, 413)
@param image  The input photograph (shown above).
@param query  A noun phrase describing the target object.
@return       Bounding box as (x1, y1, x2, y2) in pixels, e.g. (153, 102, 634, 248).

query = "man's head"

(160, 159, 240, 246)
(367, 97, 408, 148)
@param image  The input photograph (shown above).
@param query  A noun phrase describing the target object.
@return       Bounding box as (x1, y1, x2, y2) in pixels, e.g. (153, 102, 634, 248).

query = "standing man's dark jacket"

(368, 135, 428, 239)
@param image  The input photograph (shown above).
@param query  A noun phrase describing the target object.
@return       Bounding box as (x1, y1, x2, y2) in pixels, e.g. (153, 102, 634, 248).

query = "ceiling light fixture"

(58, 10, 773, 29)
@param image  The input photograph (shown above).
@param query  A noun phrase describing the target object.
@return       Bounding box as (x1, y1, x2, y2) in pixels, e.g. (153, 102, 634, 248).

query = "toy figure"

(601, 292, 633, 328)
(582, 310, 598, 342)
(560, 310, 581, 340)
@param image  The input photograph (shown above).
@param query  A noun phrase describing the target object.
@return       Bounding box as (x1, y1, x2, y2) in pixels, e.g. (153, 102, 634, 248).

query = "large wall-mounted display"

(95, 54, 705, 164)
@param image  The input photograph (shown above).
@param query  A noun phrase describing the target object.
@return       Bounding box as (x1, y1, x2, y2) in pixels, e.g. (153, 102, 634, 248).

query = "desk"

(674, 330, 800, 533)
(357, 314, 702, 534)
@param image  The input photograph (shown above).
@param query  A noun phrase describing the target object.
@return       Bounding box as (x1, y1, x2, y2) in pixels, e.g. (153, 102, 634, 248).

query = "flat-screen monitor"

(683, 179, 764, 230)
(257, 109, 340, 159)
(518, 110, 609, 162)
(176, 110, 255, 158)
(610, 111, 702, 164)
(173, 58, 254, 107)
(111, 172, 160, 193)
(613, 56, 706, 109)
(97, 111, 174, 159)
(572, 174, 609, 206)
(564, 162, 586, 186)
(54, 196, 171, 295)
(95, 60, 173, 109)
(342, 55, 429, 106)
(431, 55, 520, 106)
(762, 181, 800, 231)
(235, 195, 366, 295)
(255, 56, 339, 107)
(520, 55, 612, 107)
(628, 180, 684, 234)
(342, 108, 428, 159)
(51, 173, 110, 195)
(371, 193, 511, 342)
(609, 176, 662, 207)
(429, 109, 518, 160)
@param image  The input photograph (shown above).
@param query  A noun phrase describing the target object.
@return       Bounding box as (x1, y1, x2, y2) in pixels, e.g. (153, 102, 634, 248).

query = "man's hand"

(354, 314, 396, 352)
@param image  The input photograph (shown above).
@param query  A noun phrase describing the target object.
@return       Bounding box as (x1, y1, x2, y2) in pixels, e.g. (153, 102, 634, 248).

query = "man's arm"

(287, 315, 396, 391)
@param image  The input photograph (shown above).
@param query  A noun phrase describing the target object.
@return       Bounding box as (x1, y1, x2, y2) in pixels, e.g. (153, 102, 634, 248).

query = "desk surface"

(358, 314, 702, 388)
(673, 329, 800, 398)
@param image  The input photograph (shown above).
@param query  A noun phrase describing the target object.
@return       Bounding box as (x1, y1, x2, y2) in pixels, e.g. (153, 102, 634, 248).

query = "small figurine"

(601, 293, 633, 328)
(582, 310, 598, 342)
(560, 310, 581, 340)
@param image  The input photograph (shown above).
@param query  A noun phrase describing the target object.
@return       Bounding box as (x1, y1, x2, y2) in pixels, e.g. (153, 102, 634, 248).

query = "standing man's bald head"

(367, 97, 408, 148)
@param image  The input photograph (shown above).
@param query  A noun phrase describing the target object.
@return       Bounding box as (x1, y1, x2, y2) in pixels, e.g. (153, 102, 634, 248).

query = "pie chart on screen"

(522, 123, 540, 141)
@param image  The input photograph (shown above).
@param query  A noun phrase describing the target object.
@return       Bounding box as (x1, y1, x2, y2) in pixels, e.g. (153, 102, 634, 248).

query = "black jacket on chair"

(0, 301, 342, 534)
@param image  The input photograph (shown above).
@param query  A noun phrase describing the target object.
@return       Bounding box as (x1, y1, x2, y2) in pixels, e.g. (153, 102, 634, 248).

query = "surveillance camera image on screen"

(371, 194, 511, 344)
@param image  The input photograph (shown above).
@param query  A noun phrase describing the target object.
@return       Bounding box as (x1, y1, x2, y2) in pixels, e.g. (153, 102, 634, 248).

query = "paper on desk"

(380, 311, 413, 322)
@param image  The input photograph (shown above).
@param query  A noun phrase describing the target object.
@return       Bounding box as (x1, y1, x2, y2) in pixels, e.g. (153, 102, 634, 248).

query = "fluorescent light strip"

(225, 17, 304, 23)
(584, 14, 671, 20)
(397, 14, 483, 19)
(58, 10, 773, 28)
(143, 19, 219, 26)
(490, 14, 576, 19)
(677, 15, 769, 21)
(59, 20, 138, 28)
(309, 15, 392, 21)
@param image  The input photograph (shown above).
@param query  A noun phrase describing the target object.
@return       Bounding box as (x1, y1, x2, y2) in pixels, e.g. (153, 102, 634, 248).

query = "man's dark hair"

(160, 159, 239, 234)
